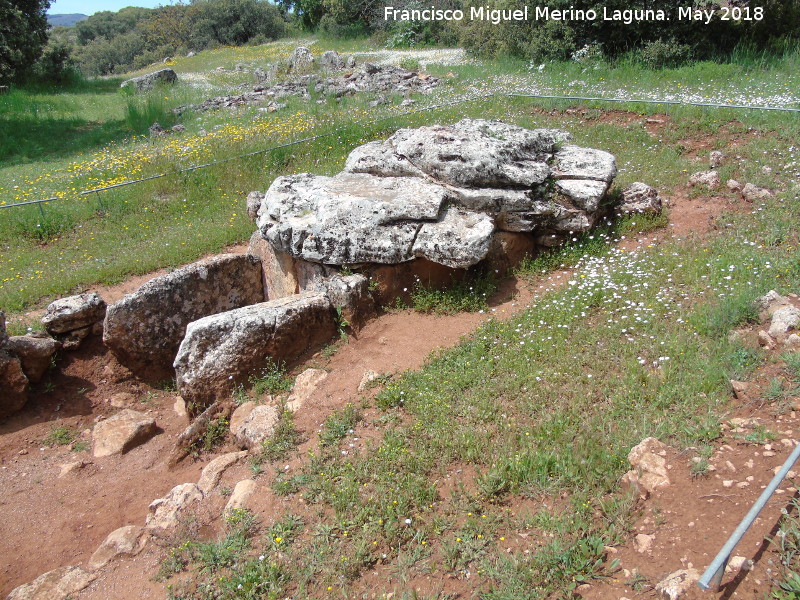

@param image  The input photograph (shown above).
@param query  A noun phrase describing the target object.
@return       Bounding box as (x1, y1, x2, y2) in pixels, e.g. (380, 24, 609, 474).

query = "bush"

(637, 39, 694, 69)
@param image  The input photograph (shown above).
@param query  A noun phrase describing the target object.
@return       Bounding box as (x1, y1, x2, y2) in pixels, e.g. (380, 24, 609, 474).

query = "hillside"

(47, 13, 88, 27)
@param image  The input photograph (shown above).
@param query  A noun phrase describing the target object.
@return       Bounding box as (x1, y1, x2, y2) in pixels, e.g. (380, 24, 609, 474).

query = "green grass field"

(2, 36, 800, 598)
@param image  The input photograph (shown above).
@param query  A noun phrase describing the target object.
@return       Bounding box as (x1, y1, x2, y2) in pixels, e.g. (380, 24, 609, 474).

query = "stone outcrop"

(198, 451, 248, 493)
(286, 368, 328, 412)
(620, 437, 671, 498)
(42, 292, 106, 335)
(103, 254, 263, 378)
(92, 409, 158, 457)
(288, 46, 314, 72)
(231, 404, 280, 449)
(88, 525, 145, 570)
(121, 68, 177, 92)
(224, 479, 257, 512)
(146, 483, 203, 535)
(255, 119, 616, 273)
(174, 293, 336, 407)
(6, 335, 58, 383)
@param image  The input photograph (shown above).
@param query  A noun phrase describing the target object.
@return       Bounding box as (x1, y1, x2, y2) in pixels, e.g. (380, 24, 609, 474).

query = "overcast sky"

(48, 0, 167, 15)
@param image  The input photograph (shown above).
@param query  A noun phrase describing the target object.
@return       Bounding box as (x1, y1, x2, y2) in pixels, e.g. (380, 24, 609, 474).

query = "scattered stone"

(149, 122, 167, 137)
(171, 124, 186, 133)
(769, 305, 800, 340)
(7, 566, 96, 600)
(621, 437, 670, 498)
(58, 460, 85, 478)
(246, 191, 265, 222)
(730, 380, 749, 400)
(634, 533, 654, 554)
(742, 183, 773, 201)
(174, 293, 336, 408)
(358, 370, 381, 392)
(198, 451, 248, 493)
(726, 556, 754, 573)
(146, 483, 203, 534)
(758, 330, 776, 349)
(6, 335, 58, 383)
(688, 170, 721, 188)
(726, 179, 742, 191)
(231, 404, 279, 450)
(104, 254, 263, 378)
(319, 50, 344, 71)
(709, 150, 724, 168)
(173, 396, 189, 419)
(187, 51, 195, 58)
(92, 409, 158, 458)
(42, 292, 106, 335)
(0, 349, 29, 419)
(756, 290, 790, 319)
(786, 333, 800, 348)
(121, 68, 178, 92)
(286, 368, 327, 412)
(618, 182, 662, 215)
(722, 480, 734, 488)
(88, 525, 145, 570)
(224, 479, 257, 512)
(762, 165, 773, 174)
(655, 569, 700, 600)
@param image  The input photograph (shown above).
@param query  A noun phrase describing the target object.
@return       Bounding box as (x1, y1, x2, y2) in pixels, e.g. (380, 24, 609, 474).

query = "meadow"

(2, 36, 800, 598)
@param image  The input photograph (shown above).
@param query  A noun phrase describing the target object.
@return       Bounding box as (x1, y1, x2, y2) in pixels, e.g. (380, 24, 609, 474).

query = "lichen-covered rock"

(103, 254, 263, 378)
(619, 182, 663, 215)
(121, 68, 177, 92)
(174, 293, 336, 408)
(742, 182, 773, 201)
(306, 273, 375, 330)
(6, 566, 96, 600)
(0, 350, 29, 420)
(6, 335, 58, 383)
(92, 409, 158, 457)
(319, 50, 344, 70)
(288, 46, 314, 71)
(688, 170, 721, 188)
(246, 191, 264, 222)
(42, 292, 106, 335)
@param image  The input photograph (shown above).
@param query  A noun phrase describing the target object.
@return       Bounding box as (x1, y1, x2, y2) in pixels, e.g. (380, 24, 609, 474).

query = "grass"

(43, 425, 76, 447)
(410, 271, 498, 315)
(248, 359, 293, 397)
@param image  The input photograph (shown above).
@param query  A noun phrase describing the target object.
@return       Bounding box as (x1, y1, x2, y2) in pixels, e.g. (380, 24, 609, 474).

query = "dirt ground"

(1, 119, 790, 599)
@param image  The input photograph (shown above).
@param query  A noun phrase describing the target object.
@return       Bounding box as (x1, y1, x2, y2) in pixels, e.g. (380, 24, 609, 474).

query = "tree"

(0, 0, 51, 83)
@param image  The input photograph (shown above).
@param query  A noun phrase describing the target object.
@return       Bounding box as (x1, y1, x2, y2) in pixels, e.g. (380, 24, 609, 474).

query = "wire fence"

(2, 90, 798, 212)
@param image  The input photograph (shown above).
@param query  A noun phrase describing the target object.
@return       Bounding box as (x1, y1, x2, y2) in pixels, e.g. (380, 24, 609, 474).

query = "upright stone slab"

(174, 292, 336, 409)
(103, 254, 263, 379)
(121, 68, 177, 92)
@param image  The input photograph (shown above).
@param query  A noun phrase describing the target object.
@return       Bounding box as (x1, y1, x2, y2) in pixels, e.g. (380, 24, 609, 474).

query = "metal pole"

(698, 440, 800, 590)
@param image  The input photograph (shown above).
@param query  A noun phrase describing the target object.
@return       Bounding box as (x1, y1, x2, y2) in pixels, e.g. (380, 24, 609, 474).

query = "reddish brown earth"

(1, 120, 786, 599)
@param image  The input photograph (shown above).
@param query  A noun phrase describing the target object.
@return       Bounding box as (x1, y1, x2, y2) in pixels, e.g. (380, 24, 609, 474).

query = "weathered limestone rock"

(742, 182, 773, 201)
(357, 370, 380, 392)
(246, 191, 264, 222)
(319, 50, 344, 70)
(304, 273, 375, 330)
(6, 335, 58, 383)
(288, 46, 314, 72)
(92, 409, 158, 458)
(655, 569, 700, 600)
(709, 150, 724, 168)
(232, 404, 279, 450)
(620, 437, 670, 498)
(224, 479, 257, 512)
(121, 68, 177, 92)
(688, 170, 721, 188)
(146, 483, 203, 534)
(88, 525, 145, 570)
(42, 292, 106, 334)
(756, 290, 790, 320)
(257, 120, 615, 273)
(485, 231, 537, 273)
(198, 451, 248, 493)
(104, 254, 263, 378)
(619, 182, 662, 215)
(286, 368, 327, 412)
(174, 293, 336, 408)
(769, 305, 800, 340)
(0, 349, 29, 419)
(7, 566, 96, 600)
(247, 231, 299, 300)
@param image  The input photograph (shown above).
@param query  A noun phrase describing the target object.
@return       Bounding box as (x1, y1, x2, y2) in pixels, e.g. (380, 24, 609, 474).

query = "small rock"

(224, 479, 257, 512)
(198, 451, 248, 493)
(737, 481, 750, 488)
(709, 150, 724, 168)
(726, 555, 753, 572)
(42, 293, 106, 335)
(286, 368, 327, 412)
(58, 461, 85, 478)
(92, 409, 157, 458)
(634, 533, 654, 554)
(722, 480, 734, 487)
(762, 165, 773, 175)
(171, 124, 186, 133)
(148, 122, 167, 137)
(231, 404, 279, 450)
(655, 569, 700, 600)
(758, 330, 776, 349)
(146, 483, 203, 534)
(730, 380, 749, 400)
(621, 437, 670, 498)
(786, 333, 800, 348)
(755, 290, 790, 319)
(358, 370, 380, 392)
(742, 183, 773, 201)
(619, 182, 662, 215)
(88, 525, 145, 570)
(688, 170, 720, 188)
(726, 179, 742, 191)
(6, 565, 96, 600)
(246, 191, 265, 222)
(769, 305, 800, 340)
(6, 335, 58, 383)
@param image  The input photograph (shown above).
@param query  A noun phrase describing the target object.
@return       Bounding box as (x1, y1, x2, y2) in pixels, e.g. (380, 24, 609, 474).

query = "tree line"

(2, 0, 799, 85)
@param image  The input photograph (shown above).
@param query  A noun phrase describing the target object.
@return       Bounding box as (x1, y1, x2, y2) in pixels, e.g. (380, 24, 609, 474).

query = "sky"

(48, 0, 167, 15)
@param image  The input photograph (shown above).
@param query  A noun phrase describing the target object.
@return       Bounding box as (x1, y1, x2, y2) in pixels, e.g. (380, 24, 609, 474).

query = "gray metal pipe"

(698, 439, 800, 590)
